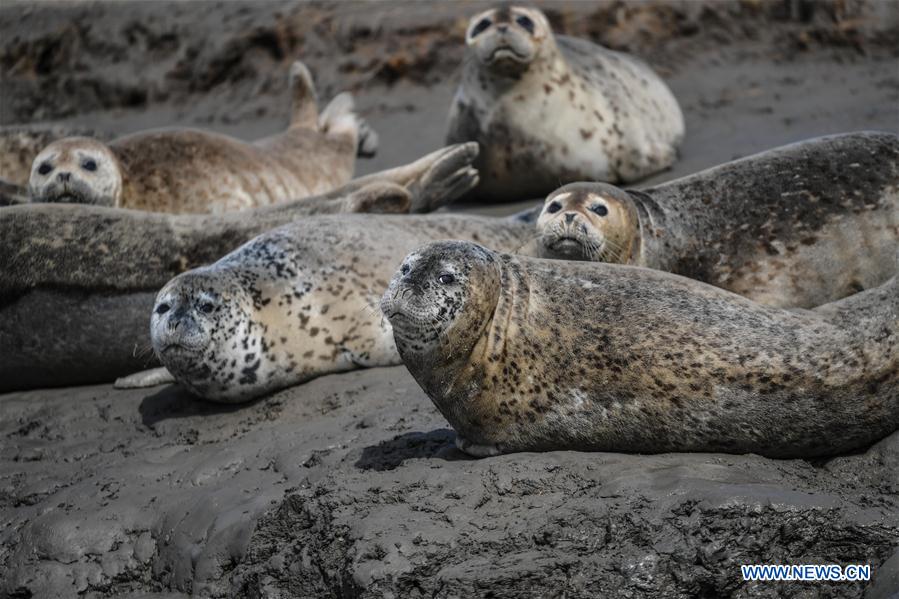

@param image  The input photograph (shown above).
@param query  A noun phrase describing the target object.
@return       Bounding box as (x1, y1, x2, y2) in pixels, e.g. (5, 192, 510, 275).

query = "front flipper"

(455, 435, 503, 458)
(114, 367, 176, 389)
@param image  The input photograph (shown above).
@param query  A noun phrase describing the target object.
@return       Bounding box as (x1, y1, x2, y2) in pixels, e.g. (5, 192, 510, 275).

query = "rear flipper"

(288, 61, 319, 129)
(341, 181, 411, 214)
(319, 92, 379, 158)
(114, 367, 176, 389)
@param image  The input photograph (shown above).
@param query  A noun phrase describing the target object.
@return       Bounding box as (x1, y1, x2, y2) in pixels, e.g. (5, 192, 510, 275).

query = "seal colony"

(447, 5, 684, 201)
(145, 213, 536, 402)
(528, 131, 899, 307)
(0, 143, 481, 391)
(26, 61, 377, 213)
(382, 241, 899, 458)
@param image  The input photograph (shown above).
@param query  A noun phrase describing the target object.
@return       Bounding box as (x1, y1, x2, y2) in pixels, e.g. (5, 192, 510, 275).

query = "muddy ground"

(1, 1, 898, 597)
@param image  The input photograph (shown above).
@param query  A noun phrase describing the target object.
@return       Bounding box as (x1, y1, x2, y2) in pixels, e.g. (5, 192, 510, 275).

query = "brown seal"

(382, 241, 899, 458)
(447, 5, 684, 201)
(0, 143, 483, 392)
(528, 131, 899, 307)
(26, 61, 377, 213)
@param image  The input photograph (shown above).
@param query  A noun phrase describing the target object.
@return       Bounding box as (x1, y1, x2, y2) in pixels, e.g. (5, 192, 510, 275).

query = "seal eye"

(401, 264, 410, 275)
(82, 159, 97, 172)
(200, 302, 215, 314)
(546, 201, 562, 214)
(471, 18, 491, 37)
(437, 273, 456, 285)
(590, 204, 609, 217)
(37, 162, 52, 175)
(515, 15, 535, 34)
(155, 303, 170, 315)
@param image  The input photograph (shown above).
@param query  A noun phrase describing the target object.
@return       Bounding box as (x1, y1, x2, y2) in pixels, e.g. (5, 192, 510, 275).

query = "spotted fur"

(383, 241, 899, 458)
(447, 5, 684, 201)
(529, 132, 899, 308)
(151, 214, 534, 403)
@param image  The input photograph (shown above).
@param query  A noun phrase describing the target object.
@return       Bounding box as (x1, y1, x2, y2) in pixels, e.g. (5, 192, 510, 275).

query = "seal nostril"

(565, 213, 576, 224)
(401, 264, 410, 276)
(57, 172, 71, 182)
(156, 303, 170, 315)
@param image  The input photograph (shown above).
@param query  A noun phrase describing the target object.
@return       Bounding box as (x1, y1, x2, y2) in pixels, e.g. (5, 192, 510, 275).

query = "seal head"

(465, 6, 552, 76)
(535, 182, 640, 262)
(381, 241, 501, 372)
(151, 268, 269, 401)
(29, 137, 122, 206)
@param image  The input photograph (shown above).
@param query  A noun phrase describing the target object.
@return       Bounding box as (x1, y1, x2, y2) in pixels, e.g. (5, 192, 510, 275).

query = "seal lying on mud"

(382, 241, 899, 458)
(26, 62, 377, 213)
(0, 124, 109, 186)
(446, 5, 684, 201)
(527, 131, 899, 308)
(142, 212, 536, 402)
(0, 144, 480, 392)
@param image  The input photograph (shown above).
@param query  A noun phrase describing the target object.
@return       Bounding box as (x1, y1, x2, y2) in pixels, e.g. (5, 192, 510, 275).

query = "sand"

(1, 1, 898, 597)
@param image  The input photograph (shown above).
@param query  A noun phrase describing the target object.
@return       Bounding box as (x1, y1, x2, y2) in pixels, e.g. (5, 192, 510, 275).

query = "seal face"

(534, 182, 639, 262)
(383, 241, 899, 458)
(447, 5, 685, 201)
(29, 137, 122, 206)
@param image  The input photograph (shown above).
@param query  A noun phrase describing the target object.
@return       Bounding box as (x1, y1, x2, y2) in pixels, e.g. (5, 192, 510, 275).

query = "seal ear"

(342, 182, 412, 214)
(288, 60, 319, 128)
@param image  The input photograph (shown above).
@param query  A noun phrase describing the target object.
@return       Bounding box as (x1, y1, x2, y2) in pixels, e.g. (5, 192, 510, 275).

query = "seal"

(142, 211, 536, 403)
(528, 131, 899, 307)
(381, 241, 899, 458)
(27, 61, 377, 213)
(0, 143, 484, 392)
(0, 124, 108, 187)
(446, 5, 684, 201)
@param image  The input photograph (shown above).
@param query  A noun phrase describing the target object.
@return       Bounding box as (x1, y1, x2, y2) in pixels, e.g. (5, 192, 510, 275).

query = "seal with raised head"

(446, 5, 684, 201)
(26, 61, 377, 213)
(0, 143, 484, 391)
(141, 210, 539, 403)
(528, 131, 899, 308)
(381, 241, 899, 458)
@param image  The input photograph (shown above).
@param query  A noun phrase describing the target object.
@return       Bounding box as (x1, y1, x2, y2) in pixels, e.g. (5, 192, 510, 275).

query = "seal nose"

(564, 213, 576, 224)
(497, 24, 508, 33)
(57, 172, 71, 183)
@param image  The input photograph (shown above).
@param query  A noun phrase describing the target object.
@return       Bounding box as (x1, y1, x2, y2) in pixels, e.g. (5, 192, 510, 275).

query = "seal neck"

(626, 189, 670, 269)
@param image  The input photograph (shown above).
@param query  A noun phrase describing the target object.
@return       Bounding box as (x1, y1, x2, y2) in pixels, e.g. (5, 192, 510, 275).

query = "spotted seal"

(26, 61, 377, 213)
(527, 131, 899, 308)
(140, 210, 537, 402)
(0, 143, 482, 391)
(381, 241, 899, 458)
(446, 5, 684, 201)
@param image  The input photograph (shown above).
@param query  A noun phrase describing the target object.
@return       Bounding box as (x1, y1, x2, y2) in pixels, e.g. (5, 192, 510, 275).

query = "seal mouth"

(159, 342, 204, 356)
(487, 47, 530, 63)
(548, 236, 585, 250)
